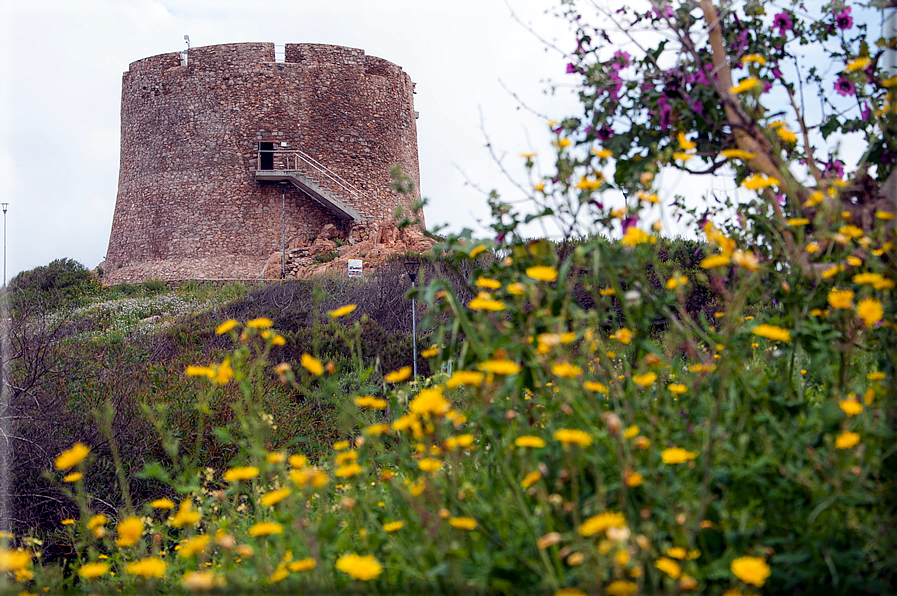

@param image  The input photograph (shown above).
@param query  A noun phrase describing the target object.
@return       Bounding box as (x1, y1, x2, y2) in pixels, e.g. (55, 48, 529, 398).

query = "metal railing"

(256, 149, 376, 211)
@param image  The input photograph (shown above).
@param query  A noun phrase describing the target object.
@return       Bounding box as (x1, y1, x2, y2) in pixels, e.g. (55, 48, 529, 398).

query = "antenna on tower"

(182, 35, 190, 67)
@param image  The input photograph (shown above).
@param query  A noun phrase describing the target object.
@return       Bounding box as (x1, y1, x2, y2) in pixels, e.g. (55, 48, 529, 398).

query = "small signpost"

(348, 259, 363, 278)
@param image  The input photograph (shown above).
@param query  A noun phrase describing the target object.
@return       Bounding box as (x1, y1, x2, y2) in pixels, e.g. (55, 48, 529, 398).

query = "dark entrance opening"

(259, 142, 274, 170)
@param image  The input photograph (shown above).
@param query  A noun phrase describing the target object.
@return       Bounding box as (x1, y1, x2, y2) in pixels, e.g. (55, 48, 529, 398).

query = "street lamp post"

(1, 203, 8, 288)
(403, 261, 420, 380)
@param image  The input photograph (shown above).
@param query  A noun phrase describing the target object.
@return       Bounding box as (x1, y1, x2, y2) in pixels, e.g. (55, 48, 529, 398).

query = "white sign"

(348, 259, 363, 277)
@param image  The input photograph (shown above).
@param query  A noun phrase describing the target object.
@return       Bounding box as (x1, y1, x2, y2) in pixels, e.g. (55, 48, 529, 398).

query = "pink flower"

(834, 76, 855, 97)
(835, 7, 853, 30)
(773, 12, 793, 35)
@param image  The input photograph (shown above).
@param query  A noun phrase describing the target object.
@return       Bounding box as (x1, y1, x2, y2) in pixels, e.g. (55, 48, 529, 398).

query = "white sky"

(0, 0, 587, 280)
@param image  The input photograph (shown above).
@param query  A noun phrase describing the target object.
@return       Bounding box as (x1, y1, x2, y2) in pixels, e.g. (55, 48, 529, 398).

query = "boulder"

(318, 223, 343, 241)
(308, 237, 338, 257)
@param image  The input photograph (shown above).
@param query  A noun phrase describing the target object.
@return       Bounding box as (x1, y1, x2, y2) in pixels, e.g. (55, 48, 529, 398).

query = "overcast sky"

(0, 0, 591, 280)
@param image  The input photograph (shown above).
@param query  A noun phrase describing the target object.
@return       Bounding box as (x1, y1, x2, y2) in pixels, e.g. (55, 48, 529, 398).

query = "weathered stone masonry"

(104, 42, 423, 283)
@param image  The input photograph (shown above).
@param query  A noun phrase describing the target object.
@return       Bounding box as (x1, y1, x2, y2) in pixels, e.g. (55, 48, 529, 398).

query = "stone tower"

(104, 42, 422, 283)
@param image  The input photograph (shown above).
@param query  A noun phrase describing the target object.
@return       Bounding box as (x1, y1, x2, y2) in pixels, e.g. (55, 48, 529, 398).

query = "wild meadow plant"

(3, 0, 897, 593)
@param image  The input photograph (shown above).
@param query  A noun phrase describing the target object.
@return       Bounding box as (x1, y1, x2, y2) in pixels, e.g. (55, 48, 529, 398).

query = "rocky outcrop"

(261, 221, 435, 279)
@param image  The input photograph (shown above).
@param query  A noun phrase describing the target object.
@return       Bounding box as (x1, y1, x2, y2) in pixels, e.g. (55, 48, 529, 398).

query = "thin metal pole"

(1, 204, 7, 288)
(411, 280, 417, 379)
(281, 188, 286, 279)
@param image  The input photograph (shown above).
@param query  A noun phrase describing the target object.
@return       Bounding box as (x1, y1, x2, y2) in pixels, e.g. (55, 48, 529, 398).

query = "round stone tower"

(104, 42, 422, 283)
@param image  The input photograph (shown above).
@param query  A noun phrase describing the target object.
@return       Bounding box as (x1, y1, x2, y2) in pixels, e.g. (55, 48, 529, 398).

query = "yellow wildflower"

(288, 558, 316, 572)
(468, 292, 506, 311)
(741, 53, 766, 66)
(384, 366, 412, 383)
(247, 522, 283, 537)
(661, 447, 698, 464)
(668, 383, 687, 395)
(827, 288, 854, 310)
(410, 388, 451, 416)
(777, 128, 797, 143)
(526, 266, 559, 282)
(126, 557, 167, 579)
(606, 581, 639, 596)
(448, 517, 477, 530)
(335, 553, 383, 580)
(478, 360, 522, 375)
(223, 466, 259, 482)
(677, 131, 696, 150)
(844, 57, 871, 73)
(329, 304, 357, 318)
(625, 472, 644, 487)
(63, 472, 82, 482)
(552, 362, 583, 378)
(182, 571, 217, 591)
(354, 395, 388, 409)
(383, 521, 404, 532)
(421, 346, 439, 358)
(335, 463, 363, 478)
(578, 511, 626, 536)
(521, 470, 542, 488)
(115, 517, 144, 547)
(469, 245, 487, 258)
(260, 488, 291, 506)
(151, 498, 175, 509)
(78, 562, 110, 579)
(623, 425, 640, 439)
(632, 372, 657, 387)
(613, 327, 633, 344)
(621, 227, 656, 246)
(730, 77, 760, 94)
(700, 254, 731, 269)
(721, 149, 756, 161)
(171, 500, 201, 528)
(54, 443, 89, 470)
(839, 400, 863, 417)
(592, 147, 613, 158)
(418, 458, 442, 473)
(179, 535, 211, 558)
(584, 381, 608, 393)
(857, 297, 883, 328)
(507, 282, 526, 295)
(554, 429, 593, 447)
(742, 174, 779, 190)
(446, 370, 485, 388)
(247, 317, 273, 329)
(300, 353, 324, 375)
(835, 431, 861, 449)
(215, 319, 238, 335)
(730, 556, 770, 587)
(822, 265, 844, 279)
(655, 557, 682, 579)
(752, 324, 791, 342)
(515, 436, 546, 448)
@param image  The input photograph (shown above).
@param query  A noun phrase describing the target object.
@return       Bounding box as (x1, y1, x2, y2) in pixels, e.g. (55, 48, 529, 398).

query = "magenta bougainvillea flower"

(835, 7, 853, 30)
(834, 76, 855, 97)
(773, 12, 793, 35)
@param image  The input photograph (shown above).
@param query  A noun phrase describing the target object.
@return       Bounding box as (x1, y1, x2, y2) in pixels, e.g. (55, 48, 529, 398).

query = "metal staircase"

(254, 148, 373, 222)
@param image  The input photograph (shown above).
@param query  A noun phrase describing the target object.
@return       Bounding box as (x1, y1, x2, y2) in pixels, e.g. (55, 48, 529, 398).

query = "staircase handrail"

(257, 149, 377, 209)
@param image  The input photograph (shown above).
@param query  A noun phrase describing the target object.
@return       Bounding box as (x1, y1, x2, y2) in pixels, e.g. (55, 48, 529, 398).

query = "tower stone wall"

(104, 42, 422, 283)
